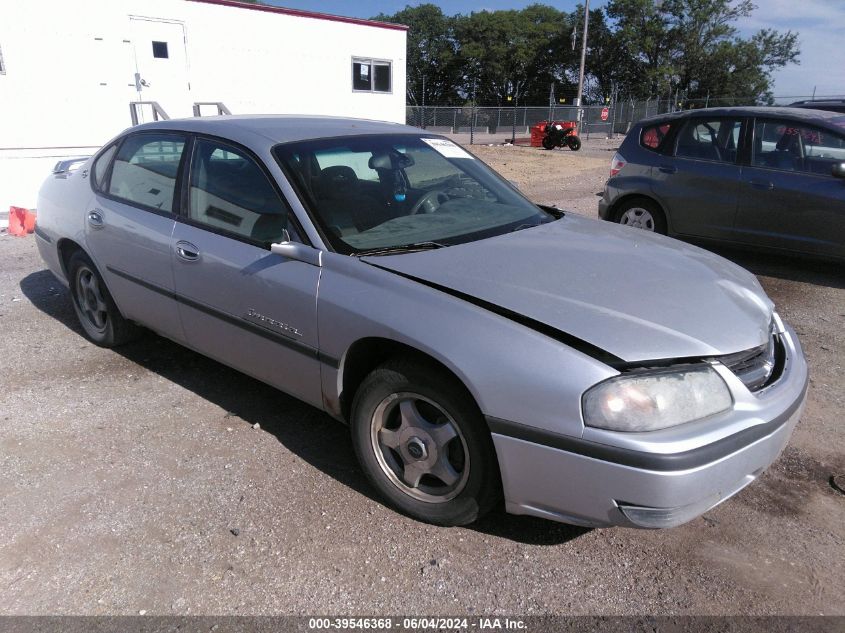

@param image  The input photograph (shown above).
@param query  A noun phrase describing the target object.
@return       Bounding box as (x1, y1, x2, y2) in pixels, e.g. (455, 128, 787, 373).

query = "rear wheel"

(350, 359, 500, 526)
(615, 198, 667, 234)
(541, 135, 557, 150)
(68, 251, 140, 347)
(566, 135, 582, 151)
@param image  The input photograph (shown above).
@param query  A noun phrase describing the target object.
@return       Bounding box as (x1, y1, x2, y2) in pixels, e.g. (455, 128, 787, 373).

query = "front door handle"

(658, 165, 677, 174)
(87, 209, 104, 228)
(175, 240, 200, 261)
(750, 179, 774, 190)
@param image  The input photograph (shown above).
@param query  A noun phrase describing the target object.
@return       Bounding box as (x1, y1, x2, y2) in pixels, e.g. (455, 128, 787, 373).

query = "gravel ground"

(0, 138, 843, 616)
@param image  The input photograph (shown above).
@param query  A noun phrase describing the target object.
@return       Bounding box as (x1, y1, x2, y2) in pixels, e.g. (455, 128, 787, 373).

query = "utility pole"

(421, 74, 426, 129)
(470, 75, 477, 146)
(575, 0, 590, 132)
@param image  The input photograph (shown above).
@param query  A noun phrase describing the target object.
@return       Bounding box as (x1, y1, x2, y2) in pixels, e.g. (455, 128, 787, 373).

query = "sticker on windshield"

(421, 138, 474, 159)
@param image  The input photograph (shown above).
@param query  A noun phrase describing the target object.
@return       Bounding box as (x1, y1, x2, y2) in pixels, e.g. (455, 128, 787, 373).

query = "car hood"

(363, 215, 774, 363)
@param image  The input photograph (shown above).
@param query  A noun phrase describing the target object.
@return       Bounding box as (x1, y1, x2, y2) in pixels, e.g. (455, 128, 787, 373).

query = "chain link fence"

(407, 94, 845, 142)
(407, 104, 642, 140)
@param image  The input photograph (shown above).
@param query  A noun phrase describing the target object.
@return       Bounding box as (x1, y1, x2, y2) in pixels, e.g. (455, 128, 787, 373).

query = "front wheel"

(566, 135, 582, 151)
(68, 251, 140, 347)
(350, 359, 501, 526)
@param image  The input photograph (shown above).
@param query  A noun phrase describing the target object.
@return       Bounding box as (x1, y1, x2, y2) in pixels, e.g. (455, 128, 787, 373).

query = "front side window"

(674, 118, 742, 164)
(352, 58, 391, 93)
(274, 135, 553, 254)
(752, 119, 845, 176)
(108, 134, 185, 212)
(188, 139, 292, 245)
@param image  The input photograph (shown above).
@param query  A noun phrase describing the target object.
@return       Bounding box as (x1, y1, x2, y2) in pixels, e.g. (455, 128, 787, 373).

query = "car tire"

(567, 135, 582, 151)
(68, 250, 140, 347)
(350, 358, 501, 526)
(614, 198, 667, 234)
(541, 136, 557, 150)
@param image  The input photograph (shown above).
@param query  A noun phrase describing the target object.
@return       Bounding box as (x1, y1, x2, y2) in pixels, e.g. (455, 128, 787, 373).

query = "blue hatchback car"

(599, 107, 845, 261)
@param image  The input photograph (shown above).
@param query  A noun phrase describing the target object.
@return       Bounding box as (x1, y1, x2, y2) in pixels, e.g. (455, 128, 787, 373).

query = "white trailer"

(0, 0, 407, 211)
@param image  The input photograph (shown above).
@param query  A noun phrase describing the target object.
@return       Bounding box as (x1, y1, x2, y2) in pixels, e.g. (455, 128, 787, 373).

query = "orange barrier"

(8, 207, 37, 237)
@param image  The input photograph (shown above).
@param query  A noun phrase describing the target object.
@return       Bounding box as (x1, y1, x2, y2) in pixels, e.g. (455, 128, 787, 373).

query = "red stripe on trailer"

(187, 0, 409, 31)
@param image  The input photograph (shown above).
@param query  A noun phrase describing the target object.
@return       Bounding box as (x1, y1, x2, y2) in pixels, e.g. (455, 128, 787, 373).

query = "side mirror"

(832, 162, 845, 179)
(270, 230, 322, 267)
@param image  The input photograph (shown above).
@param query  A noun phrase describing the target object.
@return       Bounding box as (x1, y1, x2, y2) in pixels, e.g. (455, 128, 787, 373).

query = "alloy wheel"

(370, 392, 470, 503)
(75, 267, 109, 333)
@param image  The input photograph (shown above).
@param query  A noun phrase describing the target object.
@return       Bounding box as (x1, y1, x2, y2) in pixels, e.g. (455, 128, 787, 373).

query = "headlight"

(582, 365, 732, 432)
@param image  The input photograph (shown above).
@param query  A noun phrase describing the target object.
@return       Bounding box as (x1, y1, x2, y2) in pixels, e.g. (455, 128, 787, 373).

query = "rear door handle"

(175, 240, 200, 261)
(87, 209, 104, 228)
(750, 179, 774, 190)
(658, 165, 677, 174)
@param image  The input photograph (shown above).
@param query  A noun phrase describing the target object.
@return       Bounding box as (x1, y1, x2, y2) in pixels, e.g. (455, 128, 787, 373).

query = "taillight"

(609, 152, 626, 178)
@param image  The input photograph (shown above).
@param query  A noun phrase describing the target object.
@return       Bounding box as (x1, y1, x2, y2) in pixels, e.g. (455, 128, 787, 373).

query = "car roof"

(789, 99, 845, 105)
(638, 106, 844, 127)
(128, 115, 423, 144)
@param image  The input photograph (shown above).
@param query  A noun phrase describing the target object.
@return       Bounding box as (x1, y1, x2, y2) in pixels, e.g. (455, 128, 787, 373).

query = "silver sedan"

(35, 116, 808, 528)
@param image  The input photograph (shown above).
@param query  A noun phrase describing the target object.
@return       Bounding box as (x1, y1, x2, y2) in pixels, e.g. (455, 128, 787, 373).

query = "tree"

(605, 0, 800, 104)
(604, 0, 680, 99)
(453, 5, 571, 105)
(571, 5, 639, 104)
(372, 1, 799, 106)
(373, 5, 462, 106)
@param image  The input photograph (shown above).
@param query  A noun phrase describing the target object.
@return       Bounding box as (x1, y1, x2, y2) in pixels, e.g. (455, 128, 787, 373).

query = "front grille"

(719, 334, 784, 392)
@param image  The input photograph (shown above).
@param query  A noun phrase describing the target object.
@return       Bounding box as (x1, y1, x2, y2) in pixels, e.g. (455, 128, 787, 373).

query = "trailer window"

(152, 41, 169, 59)
(352, 58, 391, 93)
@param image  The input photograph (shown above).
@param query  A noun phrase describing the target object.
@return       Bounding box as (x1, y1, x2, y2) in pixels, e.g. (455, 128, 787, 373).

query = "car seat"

(250, 212, 287, 244)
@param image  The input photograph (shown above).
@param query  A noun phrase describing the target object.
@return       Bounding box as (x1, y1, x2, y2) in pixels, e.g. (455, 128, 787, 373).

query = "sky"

(267, 0, 845, 100)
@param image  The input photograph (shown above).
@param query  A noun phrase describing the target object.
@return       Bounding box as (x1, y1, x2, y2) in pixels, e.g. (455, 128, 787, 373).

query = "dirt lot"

(452, 133, 619, 215)
(1, 139, 843, 616)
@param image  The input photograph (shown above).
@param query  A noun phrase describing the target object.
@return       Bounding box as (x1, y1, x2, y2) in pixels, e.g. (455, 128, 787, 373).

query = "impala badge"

(245, 309, 302, 338)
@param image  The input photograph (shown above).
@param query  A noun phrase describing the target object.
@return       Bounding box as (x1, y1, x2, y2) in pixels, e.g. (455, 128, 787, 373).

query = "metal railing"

(192, 102, 232, 117)
(129, 101, 170, 126)
(130, 102, 234, 125)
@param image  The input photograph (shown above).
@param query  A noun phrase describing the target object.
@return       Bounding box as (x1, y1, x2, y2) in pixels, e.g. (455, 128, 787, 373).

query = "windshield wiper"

(354, 241, 447, 257)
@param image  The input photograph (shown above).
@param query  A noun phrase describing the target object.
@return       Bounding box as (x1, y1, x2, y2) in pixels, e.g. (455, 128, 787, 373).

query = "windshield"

(273, 134, 553, 254)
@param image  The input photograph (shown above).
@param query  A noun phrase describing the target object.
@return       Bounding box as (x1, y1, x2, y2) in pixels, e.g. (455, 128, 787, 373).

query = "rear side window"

(91, 143, 117, 191)
(674, 118, 742, 164)
(640, 123, 671, 151)
(108, 134, 186, 212)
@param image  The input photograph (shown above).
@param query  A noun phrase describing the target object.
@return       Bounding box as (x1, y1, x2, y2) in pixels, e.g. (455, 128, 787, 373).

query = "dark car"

(789, 99, 845, 114)
(598, 107, 845, 261)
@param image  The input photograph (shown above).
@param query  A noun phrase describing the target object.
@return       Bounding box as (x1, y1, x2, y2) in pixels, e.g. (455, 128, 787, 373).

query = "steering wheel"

(409, 190, 450, 215)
